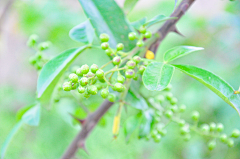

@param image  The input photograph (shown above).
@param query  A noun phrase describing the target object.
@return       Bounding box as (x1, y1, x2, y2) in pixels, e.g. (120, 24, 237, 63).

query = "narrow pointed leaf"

(69, 20, 95, 43)
(16, 104, 35, 122)
(126, 90, 148, 110)
(78, 0, 135, 51)
(124, 0, 139, 14)
(164, 46, 204, 62)
(143, 62, 174, 91)
(37, 46, 88, 103)
(173, 64, 240, 115)
(22, 104, 41, 126)
(131, 17, 147, 29)
(144, 14, 177, 27)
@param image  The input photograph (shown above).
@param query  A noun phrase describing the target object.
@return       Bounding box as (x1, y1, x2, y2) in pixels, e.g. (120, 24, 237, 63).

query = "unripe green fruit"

(139, 65, 146, 75)
(164, 84, 172, 91)
(113, 83, 124, 92)
(36, 52, 42, 59)
(220, 134, 228, 143)
(78, 86, 85, 93)
(154, 117, 161, 122)
(180, 126, 190, 135)
(113, 56, 121, 65)
(170, 105, 178, 113)
(142, 61, 149, 66)
(139, 26, 147, 34)
(209, 122, 216, 131)
(216, 123, 224, 132)
(99, 33, 109, 42)
(99, 78, 106, 83)
(80, 77, 89, 86)
(155, 95, 164, 103)
(38, 41, 50, 51)
(166, 93, 173, 100)
(117, 75, 125, 83)
(101, 42, 109, 50)
(183, 134, 191, 141)
(144, 31, 152, 38)
(101, 89, 109, 98)
(132, 56, 141, 64)
(90, 64, 98, 73)
(158, 129, 167, 136)
(71, 83, 78, 90)
(153, 134, 161, 143)
(125, 69, 135, 78)
(108, 93, 116, 102)
(126, 60, 136, 69)
(170, 97, 178, 105)
(155, 111, 162, 117)
(80, 64, 89, 74)
(136, 41, 144, 47)
(54, 97, 60, 103)
(178, 119, 186, 127)
(151, 130, 158, 137)
(191, 111, 200, 121)
(91, 78, 97, 85)
(227, 139, 234, 147)
(95, 83, 102, 90)
(128, 32, 136, 40)
(62, 82, 72, 91)
(179, 104, 186, 112)
(29, 57, 37, 65)
(88, 85, 98, 95)
(76, 68, 83, 76)
(96, 69, 104, 79)
(83, 92, 91, 99)
(116, 43, 124, 51)
(105, 49, 112, 56)
(208, 140, 216, 150)
(201, 124, 210, 133)
(133, 74, 139, 81)
(165, 110, 173, 119)
(231, 129, 240, 138)
(27, 34, 39, 47)
(69, 73, 78, 83)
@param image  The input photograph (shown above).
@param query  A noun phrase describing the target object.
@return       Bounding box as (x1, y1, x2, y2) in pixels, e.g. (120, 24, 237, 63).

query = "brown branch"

(61, 0, 196, 158)
(149, 0, 195, 54)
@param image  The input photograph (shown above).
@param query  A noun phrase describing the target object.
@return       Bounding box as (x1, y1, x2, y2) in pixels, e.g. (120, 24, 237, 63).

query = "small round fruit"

(231, 129, 240, 138)
(133, 74, 139, 81)
(76, 68, 83, 76)
(139, 26, 146, 34)
(117, 75, 125, 83)
(201, 124, 210, 133)
(191, 111, 200, 121)
(108, 93, 116, 102)
(170, 105, 178, 113)
(216, 123, 224, 132)
(116, 43, 124, 51)
(165, 110, 173, 119)
(80, 77, 89, 86)
(180, 126, 190, 135)
(183, 134, 191, 141)
(69, 73, 78, 83)
(125, 69, 135, 78)
(29, 57, 36, 65)
(88, 85, 98, 95)
(105, 49, 112, 56)
(113, 56, 121, 65)
(139, 65, 146, 74)
(170, 97, 178, 105)
(96, 69, 104, 79)
(62, 82, 72, 91)
(220, 134, 228, 143)
(80, 64, 89, 74)
(209, 122, 216, 131)
(136, 41, 144, 47)
(166, 93, 173, 100)
(101, 89, 109, 98)
(178, 119, 186, 127)
(227, 139, 234, 147)
(208, 140, 216, 150)
(71, 83, 78, 90)
(155, 95, 164, 103)
(126, 60, 136, 69)
(78, 86, 85, 94)
(145, 50, 155, 59)
(151, 130, 158, 137)
(99, 33, 109, 42)
(90, 64, 98, 73)
(158, 129, 167, 136)
(128, 32, 136, 40)
(95, 83, 102, 90)
(83, 92, 91, 99)
(179, 104, 186, 112)
(114, 83, 124, 92)
(164, 84, 172, 91)
(101, 42, 109, 50)
(153, 134, 162, 143)
(144, 31, 152, 38)
(132, 56, 141, 64)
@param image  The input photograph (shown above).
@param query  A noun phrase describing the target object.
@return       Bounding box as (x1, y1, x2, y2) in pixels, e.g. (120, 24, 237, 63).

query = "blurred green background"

(0, 0, 240, 158)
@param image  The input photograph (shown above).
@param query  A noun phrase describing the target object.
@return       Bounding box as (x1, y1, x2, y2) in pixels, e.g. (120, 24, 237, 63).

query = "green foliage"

(126, 91, 148, 110)
(144, 14, 177, 27)
(124, 0, 139, 14)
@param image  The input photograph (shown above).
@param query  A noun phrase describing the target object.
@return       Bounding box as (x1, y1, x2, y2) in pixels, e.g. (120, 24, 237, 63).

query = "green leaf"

(124, 0, 139, 14)
(69, 20, 95, 43)
(164, 46, 204, 63)
(130, 17, 147, 29)
(139, 109, 154, 138)
(22, 104, 41, 126)
(37, 46, 88, 103)
(16, 104, 35, 122)
(126, 90, 148, 110)
(1, 120, 24, 159)
(144, 14, 177, 27)
(173, 64, 240, 115)
(142, 62, 174, 91)
(78, 0, 135, 51)
(124, 113, 141, 142)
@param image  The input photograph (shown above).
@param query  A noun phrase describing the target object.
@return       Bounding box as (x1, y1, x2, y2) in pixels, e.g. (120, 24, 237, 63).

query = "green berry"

(38, 41, 50, 51)
(99, 78, 106, 83)
(126, 60, 136, 69)
(95, 83, 102, 90)
(231, 129, 240, 138)
(69, 73, 78, 83)
(78, 86, 85, 93)
(166, 93, 173, 100)
(154, 117, 161, 122)
(216, 123, 224, 132)
(108, 93, 116, 102)
(99, 33, 109, 42)
(125, 69, 135, 78)
(91, 78, 97, 85)
(36, 52, 42, 59)
(164, 84, 172, 91)
(132, 56, 141, 64)
(158, 129, 167, 136)
(151, 130, 158, 137)
(80, 64, 89, 74)
(117, 75, 125, 83)
(71, 83, 78, 90)
(96, 69, 104, 79)
(101, 42, 109, 50)
(128, 32, 136, 40)
(178, 119, 186, 127)
(27, 34, 39, 47)
(133, 74, 139, 81)
(76, 68, 83, 76)
(88, 85, 98, 95)
(155, 95, 164, 103)
(180, 126, 190, 135)
(116, 43, 124, 51)
(191, 111, 200, 121)
(80, 77, 89, 86)
(227, 138, 234, 147)
(139, 65, 146, 74)
(101, 89, 109, 98)
(90, 64, 98, 73)
(201, 124, 210, 133)
(165, 110, 173, 119)
(209, 122, 216, 131)
(170, 97, 178, 105)
(105, 49, 112, 56)
(114, 83, 124, 92)
(83, 92, 91, 99)
(62, 82, 72, 91)
(144, 31, 152, 38)
(54, 96, 60, 103)
(139, 26, 147, 34)
(113, 56, 121, 65)
(208, 140, 216, 150)
(170, 105, 178, 113)
(183, 134, 191, 141)
(142, 61, 149, 66)
(29, 56, 37, 65)
(136, 41, 144, 47)
(179, 104, 186, 112)
(220, 134, 228, 143)
(153, 134, 162, 143)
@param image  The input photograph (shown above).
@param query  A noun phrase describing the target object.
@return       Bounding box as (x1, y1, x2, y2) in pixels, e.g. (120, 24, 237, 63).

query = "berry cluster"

(128, 25, 152, 47)
(27, 34, 50, 70)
